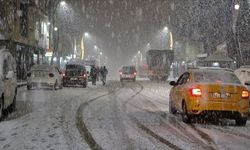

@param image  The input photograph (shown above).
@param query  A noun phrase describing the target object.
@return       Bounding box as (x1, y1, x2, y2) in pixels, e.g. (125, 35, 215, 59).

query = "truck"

(146, 49, 174, 81)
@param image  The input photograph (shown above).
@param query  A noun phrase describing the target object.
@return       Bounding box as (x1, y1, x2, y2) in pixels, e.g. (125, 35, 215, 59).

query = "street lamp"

(54, 27, 58, 31)
(84, 32, 89, 38)
(163, 26, 168, 32)
(60, 1, 66, 6)
(94, 45, 98, 50)
(234, 4, 240, 10)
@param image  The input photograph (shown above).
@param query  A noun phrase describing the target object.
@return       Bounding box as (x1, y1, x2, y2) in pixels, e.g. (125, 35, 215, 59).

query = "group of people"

(90, 66, 108, 85)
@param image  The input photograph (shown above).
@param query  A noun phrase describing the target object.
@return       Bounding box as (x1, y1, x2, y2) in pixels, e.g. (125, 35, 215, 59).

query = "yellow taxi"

(169, 67, 249, 125)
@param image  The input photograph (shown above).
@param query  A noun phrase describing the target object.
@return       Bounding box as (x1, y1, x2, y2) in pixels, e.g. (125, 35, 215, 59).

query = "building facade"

(0, 0, 50, 80)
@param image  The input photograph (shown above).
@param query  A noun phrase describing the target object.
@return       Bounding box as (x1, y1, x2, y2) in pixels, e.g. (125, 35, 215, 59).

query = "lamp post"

(99, 52, 103, 67)
(233, 1, 242, 67)
(49, 1, 68, 65)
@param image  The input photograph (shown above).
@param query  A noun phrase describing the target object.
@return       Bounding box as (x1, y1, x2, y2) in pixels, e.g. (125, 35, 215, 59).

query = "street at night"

(1, 0, 250, 150)
(0, 80, 249, 149)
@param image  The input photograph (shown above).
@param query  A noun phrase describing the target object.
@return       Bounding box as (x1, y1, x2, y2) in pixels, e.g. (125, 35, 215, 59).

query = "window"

(177, 72, 190, 85)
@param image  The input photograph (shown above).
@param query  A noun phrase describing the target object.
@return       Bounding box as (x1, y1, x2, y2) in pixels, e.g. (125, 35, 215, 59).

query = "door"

(175, 72, 190, 111)
(170, 74, 185, 111)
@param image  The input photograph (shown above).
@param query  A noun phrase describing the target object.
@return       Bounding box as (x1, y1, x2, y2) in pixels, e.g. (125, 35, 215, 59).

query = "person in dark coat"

(90, 66, 97, 85)
(96, 66, 100, 81)
(100, 66, 108, 85)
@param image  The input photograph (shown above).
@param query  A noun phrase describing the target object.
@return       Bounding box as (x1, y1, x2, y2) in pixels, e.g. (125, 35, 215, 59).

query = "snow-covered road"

(0, 80, 250, 150)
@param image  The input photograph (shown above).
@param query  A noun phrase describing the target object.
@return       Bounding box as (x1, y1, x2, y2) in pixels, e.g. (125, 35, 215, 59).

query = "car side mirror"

(245, 81, 250, 86)
(169, 81, 177, 86)
(6, 71, 14, 79)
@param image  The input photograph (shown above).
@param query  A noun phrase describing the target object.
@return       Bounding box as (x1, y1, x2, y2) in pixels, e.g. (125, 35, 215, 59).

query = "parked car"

(120, 66, 137, 82)
(169, 67, 249, 126)
(234, 66, 250, 90)
(27, 64, 63, 90)
(63, 63, 88, 88)
(0, 49, 17, 118)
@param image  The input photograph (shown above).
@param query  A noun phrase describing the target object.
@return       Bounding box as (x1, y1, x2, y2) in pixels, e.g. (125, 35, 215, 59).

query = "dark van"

(63, 64, 88, 88)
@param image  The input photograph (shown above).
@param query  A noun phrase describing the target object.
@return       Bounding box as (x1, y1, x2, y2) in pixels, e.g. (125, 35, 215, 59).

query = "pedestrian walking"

(90, 66, 98, 85)
(96, 66, 100, 81)
(100, 66, 108, 85)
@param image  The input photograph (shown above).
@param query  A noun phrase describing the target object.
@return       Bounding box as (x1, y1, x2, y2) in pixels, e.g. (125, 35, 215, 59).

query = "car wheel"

(133, 78, 136, 82)
(235, 116, 247, 126)
(182, 101, 191, 123)
(0, 96, 3, 118)
(120, 78, 123, 82)
(27, 85, 31, 90)
(169, 100, 177, 114)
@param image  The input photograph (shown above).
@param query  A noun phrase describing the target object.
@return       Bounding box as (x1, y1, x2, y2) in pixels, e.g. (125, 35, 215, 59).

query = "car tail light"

(49, 73, 54, 78)
(190, 88, 202, 96)
(84, 74, 86, 78)
(242, 90, 249, 99)
(134, 72, 137, 75)
(119, 72, 122, 75)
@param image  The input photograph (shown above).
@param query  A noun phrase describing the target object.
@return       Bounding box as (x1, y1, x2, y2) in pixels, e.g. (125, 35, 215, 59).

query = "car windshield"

(66, 64, 85, 76)
(194, 70, 241, 84)
(122, 67, 135, 73)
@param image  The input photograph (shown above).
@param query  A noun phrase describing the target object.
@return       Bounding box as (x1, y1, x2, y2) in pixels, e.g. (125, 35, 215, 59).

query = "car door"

(170, 74, 185, 111)
(175, 72, 190, 111)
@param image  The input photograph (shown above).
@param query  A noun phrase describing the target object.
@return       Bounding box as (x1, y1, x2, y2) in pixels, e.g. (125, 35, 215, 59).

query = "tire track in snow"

(128, 92, 216, 150)
(203, 125, 250, 141)
(123, 82, 182, 150)
(111, 91, 134, 149)
(76, 83, 121, 150)
(189, 124, 217, 149)
(139, 84, 217, 150)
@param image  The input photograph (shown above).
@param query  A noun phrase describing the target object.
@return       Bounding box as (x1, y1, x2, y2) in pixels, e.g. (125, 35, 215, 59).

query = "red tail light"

(190, 88, 202, 96)
(49, 73, 54, 78)
(242, 90, 249, 99)
(84, 74, 86, 78)
(119, 72, 122, 75)
(134, 72, 137, 75)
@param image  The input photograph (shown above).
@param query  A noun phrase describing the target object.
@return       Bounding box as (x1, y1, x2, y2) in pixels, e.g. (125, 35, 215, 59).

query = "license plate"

(211, 92, 231, 98)
(70, 78, 78, 80)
